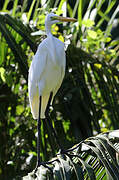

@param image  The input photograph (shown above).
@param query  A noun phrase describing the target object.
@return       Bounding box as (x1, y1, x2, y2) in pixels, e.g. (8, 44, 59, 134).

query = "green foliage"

(23, 130, 119, 180)
(0, 0, 119, 179)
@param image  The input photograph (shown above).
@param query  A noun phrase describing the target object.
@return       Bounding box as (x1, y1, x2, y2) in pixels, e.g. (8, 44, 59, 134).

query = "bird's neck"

(45, 24, 52, 36)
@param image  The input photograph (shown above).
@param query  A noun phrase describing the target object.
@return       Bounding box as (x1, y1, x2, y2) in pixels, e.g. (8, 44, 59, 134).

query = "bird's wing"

(28, 44, 47, 119)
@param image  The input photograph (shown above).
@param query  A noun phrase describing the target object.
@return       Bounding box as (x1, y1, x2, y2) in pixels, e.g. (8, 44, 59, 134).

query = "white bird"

(28, 13, 76, 168)
(28, 13, 76, 119)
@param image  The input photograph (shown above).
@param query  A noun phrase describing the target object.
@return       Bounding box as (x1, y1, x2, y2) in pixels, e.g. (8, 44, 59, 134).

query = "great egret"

(28, 13, 76, 167)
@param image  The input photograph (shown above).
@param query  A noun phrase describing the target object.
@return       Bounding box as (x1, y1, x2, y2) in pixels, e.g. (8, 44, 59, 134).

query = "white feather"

(28, 34, 66, 119)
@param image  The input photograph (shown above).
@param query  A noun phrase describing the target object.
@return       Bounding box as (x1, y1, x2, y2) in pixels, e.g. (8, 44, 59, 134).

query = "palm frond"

(23, 130, 119, 180)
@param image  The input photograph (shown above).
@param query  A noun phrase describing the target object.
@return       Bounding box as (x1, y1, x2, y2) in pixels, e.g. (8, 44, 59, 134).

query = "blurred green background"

(0, 0, 119, 179)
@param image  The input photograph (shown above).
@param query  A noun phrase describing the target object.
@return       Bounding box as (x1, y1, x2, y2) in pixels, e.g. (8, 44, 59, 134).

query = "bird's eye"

(50, 16, 57, 21)
(50, 17, 54, 21)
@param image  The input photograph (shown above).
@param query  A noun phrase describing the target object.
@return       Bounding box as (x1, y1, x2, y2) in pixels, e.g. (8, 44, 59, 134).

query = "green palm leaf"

(23, 130, 119, 180)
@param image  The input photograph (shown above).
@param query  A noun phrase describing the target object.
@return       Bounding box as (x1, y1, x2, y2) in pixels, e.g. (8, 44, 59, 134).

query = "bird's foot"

(57, 148, 67, 157)
(57, 148, 72, 160)
(34, 160, 53, 175)
(58, 148, 65, 154)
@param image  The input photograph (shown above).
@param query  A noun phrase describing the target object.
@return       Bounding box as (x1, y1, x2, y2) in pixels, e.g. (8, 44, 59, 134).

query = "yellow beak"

(54, 16, 77, 22)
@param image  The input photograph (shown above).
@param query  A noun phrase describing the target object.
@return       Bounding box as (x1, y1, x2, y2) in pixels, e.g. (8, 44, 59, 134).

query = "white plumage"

(28, 13, 66, 119)
(28, 13, 76, 119)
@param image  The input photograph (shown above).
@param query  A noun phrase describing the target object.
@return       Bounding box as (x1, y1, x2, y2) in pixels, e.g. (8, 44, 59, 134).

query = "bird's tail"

(30, 94, 52, 119)
(30, 93, 39, 119)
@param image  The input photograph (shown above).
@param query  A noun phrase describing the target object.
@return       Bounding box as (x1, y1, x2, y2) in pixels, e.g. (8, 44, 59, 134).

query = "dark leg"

(34, 95, 54, 174)
(45, 92, 63, 150)
(37, 96, 42, 167)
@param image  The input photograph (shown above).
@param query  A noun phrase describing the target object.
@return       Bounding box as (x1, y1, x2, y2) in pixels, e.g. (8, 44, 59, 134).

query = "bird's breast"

(36, 36, 65, 95)
(44, 36, 65, 66)
(40, 58, 64, 95)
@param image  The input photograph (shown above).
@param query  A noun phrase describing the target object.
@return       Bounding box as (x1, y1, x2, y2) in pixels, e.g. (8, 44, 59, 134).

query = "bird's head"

(45, 13, 77, 27)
